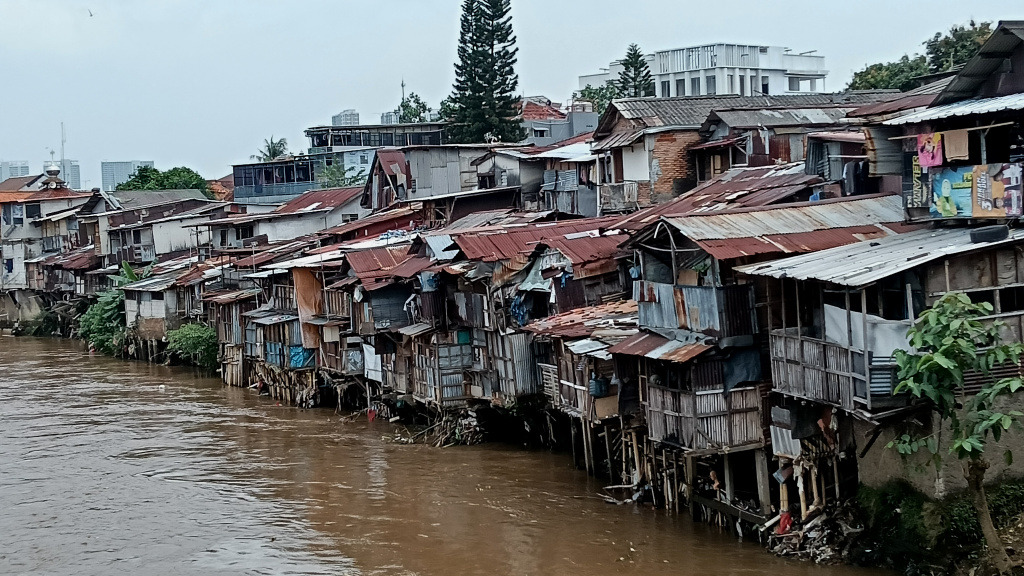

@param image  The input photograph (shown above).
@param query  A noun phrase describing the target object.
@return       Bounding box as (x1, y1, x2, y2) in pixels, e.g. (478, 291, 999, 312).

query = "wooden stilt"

(811, 465, 821, 508)
(570, 418, 578, 469)
(832, 456, 841, 500)
(798, 466, 808, 520)
(723, 453, 734, 503)
(685, 454, 695, 516)
(603, 425, 614, 480)
(780, 460, 790, 513)
(754, 448, 772, 515)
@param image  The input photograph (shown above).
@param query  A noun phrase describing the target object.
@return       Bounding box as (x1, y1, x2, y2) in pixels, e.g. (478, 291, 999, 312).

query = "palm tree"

(251, 136, 289, 161)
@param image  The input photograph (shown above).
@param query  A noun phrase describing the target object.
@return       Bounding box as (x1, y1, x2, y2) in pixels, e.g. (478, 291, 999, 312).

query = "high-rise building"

(101, 160, 154, 191)
(332, 109, 360, 126)
(0, 160, 31, 182)
(580, 43, 828, 98)
(380, 111, 400, 125)
(41, 159, 80, 189)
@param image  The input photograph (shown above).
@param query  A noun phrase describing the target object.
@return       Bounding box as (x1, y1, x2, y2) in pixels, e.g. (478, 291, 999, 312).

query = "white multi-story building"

(101, 160, 154, 191)
(580, 43, 828, 98)
(0, 161, 31, 182)
(332, 109, 359, 126)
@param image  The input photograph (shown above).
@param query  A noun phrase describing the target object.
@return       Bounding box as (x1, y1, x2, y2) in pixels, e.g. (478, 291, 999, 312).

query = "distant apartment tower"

(380, 111, 400, 125)
(579, 44, 828, 98)
(101, 160, 154, 191)
(332, 109, 360, 126)
(0, 160, 31, 182)
(40, 159, 81, 189)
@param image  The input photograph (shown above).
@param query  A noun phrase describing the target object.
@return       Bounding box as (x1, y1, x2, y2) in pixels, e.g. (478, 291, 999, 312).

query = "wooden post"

(672, 452, 680, 514)
(754, 448, 772, 515)
(604, 425, 614, 480)
(833, 456, 842, 500)
(811, 465, 821, 508)
(631, 431, 643, 485)
(779, 460, 790, 512)
(723, 453, 734, 503)
(570, 417, 578, 469)
(797, 465, 808, 519)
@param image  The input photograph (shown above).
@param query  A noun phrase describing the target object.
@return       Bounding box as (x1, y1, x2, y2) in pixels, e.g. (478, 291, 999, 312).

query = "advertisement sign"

(930, 163, 1023, 219)
(902, 152, 928, 208)
(930, 166, 973, 218)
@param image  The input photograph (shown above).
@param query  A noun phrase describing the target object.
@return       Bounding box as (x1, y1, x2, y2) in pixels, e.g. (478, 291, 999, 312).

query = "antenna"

(60, 122, 66, 177)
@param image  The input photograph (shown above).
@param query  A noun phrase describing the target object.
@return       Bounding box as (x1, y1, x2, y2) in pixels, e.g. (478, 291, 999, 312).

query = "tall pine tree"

(444, 0, 524, 143)
(616, 44, 655, 98)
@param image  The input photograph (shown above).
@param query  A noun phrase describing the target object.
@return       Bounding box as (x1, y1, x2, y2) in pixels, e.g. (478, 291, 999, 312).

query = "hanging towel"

(944, 129, 970, 161)
(917, 133, 944, 167)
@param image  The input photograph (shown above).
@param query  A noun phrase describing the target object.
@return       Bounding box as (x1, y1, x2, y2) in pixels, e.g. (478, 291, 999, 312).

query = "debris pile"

(766, 502, 865, 564)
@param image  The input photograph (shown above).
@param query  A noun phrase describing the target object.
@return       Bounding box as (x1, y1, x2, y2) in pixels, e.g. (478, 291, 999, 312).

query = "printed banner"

(930, 163, 1023, 219)
(902, 152, 928, 208)
(917, 133, 943, 168)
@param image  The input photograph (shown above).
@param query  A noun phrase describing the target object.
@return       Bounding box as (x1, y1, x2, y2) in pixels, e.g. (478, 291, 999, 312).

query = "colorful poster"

(930, 166, 973, 218)
(973, 163, 1023, 218)
(902, 152, 929, 208)
(917, 133, 944, 168)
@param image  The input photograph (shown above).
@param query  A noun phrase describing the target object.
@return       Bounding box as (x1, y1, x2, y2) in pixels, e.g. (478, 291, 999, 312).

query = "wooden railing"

(769, 329, 871, 411)
(645, 385, 762, 450)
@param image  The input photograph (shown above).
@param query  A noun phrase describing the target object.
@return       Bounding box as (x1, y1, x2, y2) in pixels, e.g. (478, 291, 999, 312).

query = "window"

(381, 133, 394, 146)
(132, 229, 142, 245)
(360, 155, 369, 165)
(3, 259, 12, 273)
(691, 77, 700, 95)
(219, 229, 228, 246)
(706, 75, 717, 95)
(533, 128, 549, 138)
(789, 77, 801, 91)
(1, 205, 9, 225)
(238, 225, 254, 240)
(676, 79, 686, 97)
(151, 291, 164, 301)
(761, 76, 770, 95)
(758, 46, 768, 54)
(24, 203, 40, 219)
(660, 80, 670, 97)
(11, 204, 23, 225)
(728, 74, 734, 94)
(739, 75, 746, 96)
(341, 213, 358, 223)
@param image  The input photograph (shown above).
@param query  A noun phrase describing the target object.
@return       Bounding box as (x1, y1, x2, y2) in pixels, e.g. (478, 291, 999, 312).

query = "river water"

(0, 337, 889, 576)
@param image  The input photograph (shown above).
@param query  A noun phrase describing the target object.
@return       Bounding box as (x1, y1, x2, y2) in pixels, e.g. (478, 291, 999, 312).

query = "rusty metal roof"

(389, 255, 433, 278)
(275, 187, 362, 213)
(450, 218, 622, 262)
(805, 131, 866, 144)
(522, 300, 637, 339)
(345, 245, 415, 289)
(204, 288, 261, 303)
(605, 331, 712, 363)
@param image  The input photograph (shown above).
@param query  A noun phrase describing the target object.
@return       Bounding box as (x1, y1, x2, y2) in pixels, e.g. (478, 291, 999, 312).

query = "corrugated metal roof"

(735, 227, 1024, 287)
(847, 78, 952, 118)
(121, 274, 179, 292)
(533, 142, 592, 159)
(451, 218, 622, 262)
(689, 134, 748, 151)
(694, 225, 915, 260)
(709, 107, 857, 130)
(606, 331, 669, 356)
(664, 194, 905, 240)
(805, 131, 866, 144)
(254, 313, 299, 326)
(591, 129, 643, 151)
(934, 22, 1024, 105)
(565, 338, 613, 360)
(204, 288, 261, 303)
(346, 245, 416, 289)
(522, 300, 637, 339)
(424, 234, 459, 261)
(389, 255, 433, 278)
(885, 92, 1024, 125)
(275, 187, 362, 213)
(398, 322, 433, 336)
(605, 331, 712, 362)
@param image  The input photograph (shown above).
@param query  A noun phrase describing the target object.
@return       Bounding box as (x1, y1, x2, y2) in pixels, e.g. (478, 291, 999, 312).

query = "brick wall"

(649, 130, 702, 204)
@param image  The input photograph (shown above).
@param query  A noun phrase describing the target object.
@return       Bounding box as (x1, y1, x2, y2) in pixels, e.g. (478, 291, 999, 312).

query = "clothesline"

(887, 121, 1015, 140)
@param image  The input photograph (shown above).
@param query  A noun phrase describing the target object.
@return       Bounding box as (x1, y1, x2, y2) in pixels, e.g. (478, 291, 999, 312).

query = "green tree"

(316, 160, 367, 188)
(848, 20, 993, 91)
(892, 292, 1024, 574)
(616, 44, 654, 98)
(395, 91, 431, 124)
(78, 263, 149, 357)
(848, 55, 930, 92)
(167, 323, 219, 370)
(925, 20, 993, 73)
(443, 0, 524, 143)
(117, 166, 210, 198)
(574, 82, 619, 116)
(251, 136, 289, 161)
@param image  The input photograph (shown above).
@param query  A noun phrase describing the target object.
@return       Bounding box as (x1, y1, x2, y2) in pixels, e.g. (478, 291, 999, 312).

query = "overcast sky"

(1, 0, 1020, 187)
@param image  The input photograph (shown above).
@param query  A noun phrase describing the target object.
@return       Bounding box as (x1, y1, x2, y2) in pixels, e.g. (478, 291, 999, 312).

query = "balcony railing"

(646, 385, 763, 450)
(599, 181, 643, 213)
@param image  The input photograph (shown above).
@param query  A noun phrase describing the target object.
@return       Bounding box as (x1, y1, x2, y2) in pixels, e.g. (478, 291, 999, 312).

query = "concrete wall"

(621, 145, 650, 182)
(151, 218, 212, 256)
(0, 289, 46, 327)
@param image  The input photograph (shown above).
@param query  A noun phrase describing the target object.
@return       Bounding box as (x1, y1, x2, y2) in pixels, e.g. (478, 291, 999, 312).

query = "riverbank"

(0, 337, 894, 576)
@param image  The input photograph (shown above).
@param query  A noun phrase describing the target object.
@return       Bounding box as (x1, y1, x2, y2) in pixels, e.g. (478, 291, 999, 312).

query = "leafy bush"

(78, 289, 127, 356)
(167, 323, 218, 370)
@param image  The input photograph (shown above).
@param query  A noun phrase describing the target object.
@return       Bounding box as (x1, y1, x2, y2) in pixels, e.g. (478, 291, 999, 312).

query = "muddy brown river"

(0, 337, 891, 575)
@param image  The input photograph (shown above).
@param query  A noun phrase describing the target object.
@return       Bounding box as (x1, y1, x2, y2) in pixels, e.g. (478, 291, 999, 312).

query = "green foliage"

(443, 0, 524, 143)
(848, 20, 992, 91)
(117, 165, 210, 198)
(316, 160, 367, 188)
(616, 44, 654, 98)
(891, 292, 1024, 465)
(166, 323, 218, 370)
(848, 55, 930, 92)
(925, 21, 993, 74)
(78, 288, 126, 356)
(395, 91, 431, 124)
(251, 136, 289, 161)
(574, 82, 618, 116)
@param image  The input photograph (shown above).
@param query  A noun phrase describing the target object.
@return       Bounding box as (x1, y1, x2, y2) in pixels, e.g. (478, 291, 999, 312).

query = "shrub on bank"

(166, 323, 218, 370)
(78, 289, 127, 356)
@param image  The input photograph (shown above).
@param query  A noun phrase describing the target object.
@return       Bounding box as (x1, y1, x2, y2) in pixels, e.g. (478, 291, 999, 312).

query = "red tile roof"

(276, 187, 362, 213)
(521, 100, 566, 121)
(0, 175, 41, 191)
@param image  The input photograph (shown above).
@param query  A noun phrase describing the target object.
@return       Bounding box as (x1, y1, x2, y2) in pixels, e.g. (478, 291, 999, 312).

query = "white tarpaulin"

(363, 343, 383, 383)
(824, 304, 910, 357)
